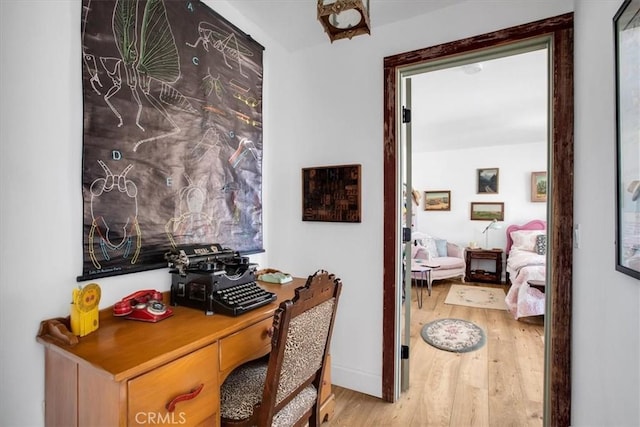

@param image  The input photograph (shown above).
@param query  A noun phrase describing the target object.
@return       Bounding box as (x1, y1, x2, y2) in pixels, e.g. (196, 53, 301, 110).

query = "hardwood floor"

(327, 279, 544, 426)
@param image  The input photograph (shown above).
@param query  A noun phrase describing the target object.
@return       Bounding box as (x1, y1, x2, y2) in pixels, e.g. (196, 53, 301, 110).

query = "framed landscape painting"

(477, 168, 499, 193)
(531, 171, 547, 202)
(424, 191, 451, 211)
(470, 202, 504, 221)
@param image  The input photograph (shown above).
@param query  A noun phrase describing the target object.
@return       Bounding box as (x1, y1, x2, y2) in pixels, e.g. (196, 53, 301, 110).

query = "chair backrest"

(256, 270, 342, 426)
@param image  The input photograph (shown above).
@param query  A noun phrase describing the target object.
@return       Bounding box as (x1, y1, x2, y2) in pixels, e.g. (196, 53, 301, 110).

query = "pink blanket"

(505, 248, 546, 318)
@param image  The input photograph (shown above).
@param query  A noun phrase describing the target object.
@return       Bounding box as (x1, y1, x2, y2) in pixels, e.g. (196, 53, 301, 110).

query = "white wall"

(573, 1, 640, 425)
(0, 1, 281, 425)
(2, 0, 639, 426)
(412, 142, 547, 250)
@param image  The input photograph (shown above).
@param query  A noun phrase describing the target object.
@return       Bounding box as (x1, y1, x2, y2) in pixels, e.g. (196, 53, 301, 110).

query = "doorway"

(382, 13, 574, 427)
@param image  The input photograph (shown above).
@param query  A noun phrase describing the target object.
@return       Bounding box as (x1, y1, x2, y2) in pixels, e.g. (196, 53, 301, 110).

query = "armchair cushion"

(446, 242, 464, 259)
(411, 244, 430, 260)
(435, 238, 448, 257)
(422, 238, 440, 259)
(411, 238, 466, 282)
(433, 256, 465, 271)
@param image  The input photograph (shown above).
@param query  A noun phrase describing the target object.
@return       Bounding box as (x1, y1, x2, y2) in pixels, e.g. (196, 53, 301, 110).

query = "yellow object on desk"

(70, 282, 101, 337)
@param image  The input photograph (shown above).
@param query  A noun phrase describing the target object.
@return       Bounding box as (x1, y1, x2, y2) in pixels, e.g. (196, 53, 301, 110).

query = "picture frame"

(424, 191, 451, 211)
(614, 0, 640, 279)
(531, 171, 548, 202)
(470, 202, 504, 221)
(477, 168, 499, 193)
(302, 164, 361, 222)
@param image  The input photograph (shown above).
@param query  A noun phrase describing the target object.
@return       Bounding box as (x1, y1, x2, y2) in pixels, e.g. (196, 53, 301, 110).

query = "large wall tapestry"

(79, 0, 264, 280)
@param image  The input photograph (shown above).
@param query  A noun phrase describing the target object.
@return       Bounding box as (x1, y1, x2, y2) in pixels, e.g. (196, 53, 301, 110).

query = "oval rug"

(420, 318, 486, 353)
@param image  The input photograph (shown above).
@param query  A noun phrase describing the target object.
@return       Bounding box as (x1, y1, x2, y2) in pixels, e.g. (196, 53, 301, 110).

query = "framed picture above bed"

(470, 202, 504, 221)
(477, 168, 499, 193)
(614, 0, 640, 279)
(531, 171, 547, 202)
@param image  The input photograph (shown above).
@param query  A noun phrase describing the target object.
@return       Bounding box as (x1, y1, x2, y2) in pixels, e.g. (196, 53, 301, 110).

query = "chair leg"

(293, 408, 314, 427)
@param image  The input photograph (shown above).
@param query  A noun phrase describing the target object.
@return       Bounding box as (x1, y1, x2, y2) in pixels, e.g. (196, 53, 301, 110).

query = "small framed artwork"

(302, 164, 361, 222)
(614, 0, 640, 279)
(477, 168, 499, 193)
(470, 202, 504, 221)
(531, 171, 547, 202)
(424, 191, 451, 211)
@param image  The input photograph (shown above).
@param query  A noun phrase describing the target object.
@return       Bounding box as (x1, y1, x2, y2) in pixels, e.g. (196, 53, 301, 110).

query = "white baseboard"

(330, 364, 382, 398)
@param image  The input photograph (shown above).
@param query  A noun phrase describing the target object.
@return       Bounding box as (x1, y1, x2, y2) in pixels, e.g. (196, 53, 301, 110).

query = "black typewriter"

(165, 244, 276, 316)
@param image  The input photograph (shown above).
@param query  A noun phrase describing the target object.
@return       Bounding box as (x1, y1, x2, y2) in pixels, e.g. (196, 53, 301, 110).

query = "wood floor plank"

(328, 280, 544, 426)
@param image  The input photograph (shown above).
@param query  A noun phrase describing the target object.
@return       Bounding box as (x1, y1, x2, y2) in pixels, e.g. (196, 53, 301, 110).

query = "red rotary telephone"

(113, 290, 173, 322)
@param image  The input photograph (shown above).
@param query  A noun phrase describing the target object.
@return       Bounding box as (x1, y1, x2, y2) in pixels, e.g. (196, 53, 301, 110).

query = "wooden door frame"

(382, 13, 573, 427)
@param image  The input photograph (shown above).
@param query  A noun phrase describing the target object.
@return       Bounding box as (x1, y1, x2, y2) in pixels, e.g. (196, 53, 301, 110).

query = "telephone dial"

(113, 290, 173, 322)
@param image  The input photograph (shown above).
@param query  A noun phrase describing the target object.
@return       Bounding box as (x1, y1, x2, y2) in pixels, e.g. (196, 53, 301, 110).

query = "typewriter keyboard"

(212, 281, 276, 316)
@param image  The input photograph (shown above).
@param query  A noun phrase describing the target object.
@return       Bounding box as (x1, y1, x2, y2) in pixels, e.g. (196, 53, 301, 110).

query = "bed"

(504, 220, 547, 319)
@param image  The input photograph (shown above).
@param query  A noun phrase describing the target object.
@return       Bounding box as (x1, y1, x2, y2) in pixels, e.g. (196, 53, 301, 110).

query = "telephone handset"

(113, 289, 173, 322)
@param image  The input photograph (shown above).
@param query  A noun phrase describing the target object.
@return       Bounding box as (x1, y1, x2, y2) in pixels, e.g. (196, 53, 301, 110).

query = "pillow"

(535, 235, 547, 255)
(423, 237, 440, 259)
(411, 245, 429, 260)
(434, 238, 448, 257)
(510, 230, 546, 252)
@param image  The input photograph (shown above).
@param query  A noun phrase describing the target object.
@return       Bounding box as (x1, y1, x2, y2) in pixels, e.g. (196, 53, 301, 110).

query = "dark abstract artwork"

(79, 0, 264, 280)
(302, 165, 361, 223)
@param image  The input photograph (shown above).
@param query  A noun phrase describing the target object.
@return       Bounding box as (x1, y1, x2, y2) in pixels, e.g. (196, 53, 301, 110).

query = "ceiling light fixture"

(317, 0, 371, 43)
(461, 62, 483, 75)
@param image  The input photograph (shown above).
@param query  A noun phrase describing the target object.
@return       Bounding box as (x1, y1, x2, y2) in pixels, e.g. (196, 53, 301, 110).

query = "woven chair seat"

(221, 359, 317, 426)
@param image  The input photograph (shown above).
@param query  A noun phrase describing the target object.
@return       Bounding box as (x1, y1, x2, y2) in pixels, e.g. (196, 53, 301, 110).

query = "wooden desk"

(37, 278, 334, 426)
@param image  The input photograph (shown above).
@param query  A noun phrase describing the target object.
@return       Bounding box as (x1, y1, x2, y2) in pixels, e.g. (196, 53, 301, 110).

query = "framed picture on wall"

(614, 0, 640, 279)
(477, 168, 499, 193)
(302, 164, 361, 222)
(424, 191, 451, 211)
(470, 202, 504, 221)
(531, 171, 547, 202)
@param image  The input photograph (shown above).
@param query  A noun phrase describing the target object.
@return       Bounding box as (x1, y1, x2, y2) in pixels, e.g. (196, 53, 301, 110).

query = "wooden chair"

(220, 270, 342, 427)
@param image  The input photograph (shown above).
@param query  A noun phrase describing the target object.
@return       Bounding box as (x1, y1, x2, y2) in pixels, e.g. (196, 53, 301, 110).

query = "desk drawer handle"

(165, 383, 204, 412)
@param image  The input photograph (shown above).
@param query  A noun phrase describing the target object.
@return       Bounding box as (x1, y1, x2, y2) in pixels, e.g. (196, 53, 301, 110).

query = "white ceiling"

(227, 0, 464, 52)
(410, 48, 549, 152)
(226, 1, 549, 153)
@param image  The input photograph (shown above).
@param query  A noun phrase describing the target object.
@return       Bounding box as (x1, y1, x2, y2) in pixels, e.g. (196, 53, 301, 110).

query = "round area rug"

(421, 318, 486, 353)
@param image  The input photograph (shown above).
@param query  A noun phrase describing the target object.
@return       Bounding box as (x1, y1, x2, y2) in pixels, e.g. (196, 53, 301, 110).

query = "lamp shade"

(317, 0, 371, 42)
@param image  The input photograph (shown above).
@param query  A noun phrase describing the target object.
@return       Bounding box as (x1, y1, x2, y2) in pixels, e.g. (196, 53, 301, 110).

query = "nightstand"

(465, 248, 503, 284)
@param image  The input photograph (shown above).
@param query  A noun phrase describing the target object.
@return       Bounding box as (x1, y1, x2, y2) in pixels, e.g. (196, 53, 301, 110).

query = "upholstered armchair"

(411, 237, 466, 282)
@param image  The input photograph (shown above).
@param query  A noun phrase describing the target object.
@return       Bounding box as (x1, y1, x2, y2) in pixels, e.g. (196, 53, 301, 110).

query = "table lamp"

(482, 219, 502, 249)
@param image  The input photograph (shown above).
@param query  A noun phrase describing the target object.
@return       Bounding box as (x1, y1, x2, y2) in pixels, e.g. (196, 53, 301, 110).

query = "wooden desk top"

(37, 278, 306, 382)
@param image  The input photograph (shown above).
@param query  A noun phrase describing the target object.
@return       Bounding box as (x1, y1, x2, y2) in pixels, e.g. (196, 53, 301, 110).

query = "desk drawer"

(219, 318, 272, 375)
(128, 343, 218, 426)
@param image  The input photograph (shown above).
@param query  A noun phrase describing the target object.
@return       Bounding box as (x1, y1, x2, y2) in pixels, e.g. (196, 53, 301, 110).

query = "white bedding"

(505, 248, 546, 318)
